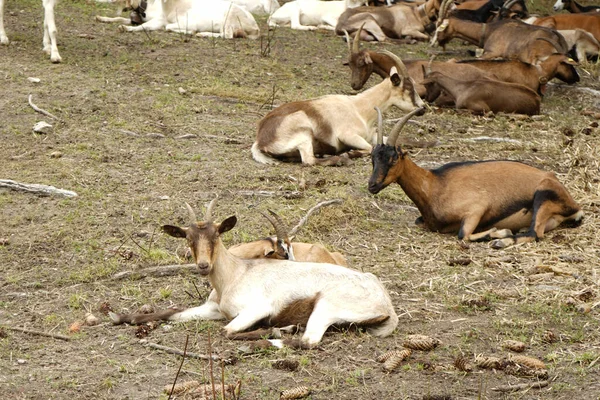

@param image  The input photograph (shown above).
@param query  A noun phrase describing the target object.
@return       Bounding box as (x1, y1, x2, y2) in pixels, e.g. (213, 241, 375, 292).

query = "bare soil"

(1, 1, 599, 399)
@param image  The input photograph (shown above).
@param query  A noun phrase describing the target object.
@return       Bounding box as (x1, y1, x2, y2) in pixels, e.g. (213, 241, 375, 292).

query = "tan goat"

(368, 108, 584, 248)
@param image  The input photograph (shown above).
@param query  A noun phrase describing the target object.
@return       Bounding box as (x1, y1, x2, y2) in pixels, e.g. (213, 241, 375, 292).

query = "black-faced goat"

(110, 201, 398, 346)
(0, 0, 61, 62)
(251, 51, 425, 166)
(368, 108, 584, 248)
(553, 0, 600, 13)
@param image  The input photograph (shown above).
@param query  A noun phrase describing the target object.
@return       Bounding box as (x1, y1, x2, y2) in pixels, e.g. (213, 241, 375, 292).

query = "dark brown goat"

(421, 71, 541, 115)
(367, 108, 584, 248)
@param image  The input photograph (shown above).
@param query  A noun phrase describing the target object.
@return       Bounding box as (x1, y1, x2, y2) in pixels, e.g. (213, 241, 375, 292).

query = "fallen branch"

(491, 380, 549, 392)
(289, 199, 343, 236)
(236, 190, 303, 199)
(141, 340, 235, 364)
(28, 94, 61, 121)
(0, 179, 77, 198)
(3, 326, 72, 341)
(111, 264, 197, 280)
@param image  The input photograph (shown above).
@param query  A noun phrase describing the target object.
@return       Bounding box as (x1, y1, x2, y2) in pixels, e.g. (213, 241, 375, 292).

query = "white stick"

(0, 179, 77, 198)
(28, 94, 61, 121)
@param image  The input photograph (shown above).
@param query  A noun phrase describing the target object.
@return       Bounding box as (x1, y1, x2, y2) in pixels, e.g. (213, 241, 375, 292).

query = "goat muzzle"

(197, 262, 210, 275)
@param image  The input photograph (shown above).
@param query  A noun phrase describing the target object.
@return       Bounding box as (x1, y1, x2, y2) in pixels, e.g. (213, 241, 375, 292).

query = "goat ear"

(218, 216, 237, 234)
(389, 66, 402, 86)
(564, 57, 578, 65)
(264, 249, 275, 257)
(162, 225, 187, 238)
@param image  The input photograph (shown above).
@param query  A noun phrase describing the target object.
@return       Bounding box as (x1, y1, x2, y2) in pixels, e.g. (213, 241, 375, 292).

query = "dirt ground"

(1, 1, 599, 399)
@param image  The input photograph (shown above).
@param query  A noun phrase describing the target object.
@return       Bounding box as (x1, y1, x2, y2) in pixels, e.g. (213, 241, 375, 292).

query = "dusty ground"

(1, 0, 600, 399)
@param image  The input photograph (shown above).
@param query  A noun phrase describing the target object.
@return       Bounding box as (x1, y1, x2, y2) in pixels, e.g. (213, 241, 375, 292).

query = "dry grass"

(0, 0, 599, 399)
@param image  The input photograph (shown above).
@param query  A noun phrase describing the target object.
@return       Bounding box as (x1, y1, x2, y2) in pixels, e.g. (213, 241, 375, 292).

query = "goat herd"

(1, 0, 595, 349)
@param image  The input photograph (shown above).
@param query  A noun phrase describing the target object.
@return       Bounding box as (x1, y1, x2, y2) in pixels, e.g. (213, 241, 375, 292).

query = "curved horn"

(353, 23, 365, 54)
(344, 29, 352, 53)
(262, 210, 289, 243)
(205, 198, 217, 223)
(375, 107, 383, 145)
(427, 54, 436, 74)
(378, 50, 409, 77)
(535, 37, 566, 54)
(387, 107, 425, 147)
(185, 202, 197, 225)
(437, 0, 452, 25)
(502, 0, 519, 10)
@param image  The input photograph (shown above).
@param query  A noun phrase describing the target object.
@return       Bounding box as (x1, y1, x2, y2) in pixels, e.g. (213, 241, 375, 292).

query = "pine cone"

(377, 349, 412, 363)
(454, 356, 473, 372)
(542, 330, 557, 344)
(382, 349, 412, 372)
(280, 386, 311, 400)
(403, 334, 441, 351)
(510, 355, 546, 370)
(503, 340, 526, 353)
(504, 364, 549, 379)
(475, 356, 503, 370)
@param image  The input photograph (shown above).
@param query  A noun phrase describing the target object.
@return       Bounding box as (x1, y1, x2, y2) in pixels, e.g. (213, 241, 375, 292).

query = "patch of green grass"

(68, 293, 87, 310)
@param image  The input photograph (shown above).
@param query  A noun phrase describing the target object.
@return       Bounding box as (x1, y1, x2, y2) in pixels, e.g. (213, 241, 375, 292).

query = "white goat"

(251, 51, 425, 166)
(98, 0, 260, 39)
(232, 0, 280, 15)
(0, 0, 61, 62)
(268, 0, 366, 31)
(111, 201, 398, 347)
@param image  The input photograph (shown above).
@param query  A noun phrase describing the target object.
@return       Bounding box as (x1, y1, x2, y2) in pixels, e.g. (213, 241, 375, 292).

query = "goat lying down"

(97, 0, 260, 39)
(110, 201, 397, 347)
(0, 0, 61, 62)
(368, 108, 584, 248)
(251, 51, 425, 166)
(268, 0, 365, 31)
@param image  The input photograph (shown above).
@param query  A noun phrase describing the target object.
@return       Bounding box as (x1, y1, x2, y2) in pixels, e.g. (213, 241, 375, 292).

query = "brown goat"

(368, 108, 584, 248)
(454, 55, 579, 95)
(433, 18, 570, 65)
(553, 0, 600, 13)
(334, 0, 446, 41)
(421, 71, 541, 115)
(532, 13, 600, 42)
(344, 26, 496, 94)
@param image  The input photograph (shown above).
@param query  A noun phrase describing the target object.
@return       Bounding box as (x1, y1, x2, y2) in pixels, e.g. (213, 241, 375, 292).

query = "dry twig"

(0, 179, 77, 198)
(111, 264, 197, 280)
(28, 94, 61, 121)
(491, 380, 549, 392)
(3, 326, 72, 341)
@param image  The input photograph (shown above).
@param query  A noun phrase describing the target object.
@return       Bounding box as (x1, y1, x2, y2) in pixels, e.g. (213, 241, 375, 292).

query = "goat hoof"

(490, 239, 509, 249)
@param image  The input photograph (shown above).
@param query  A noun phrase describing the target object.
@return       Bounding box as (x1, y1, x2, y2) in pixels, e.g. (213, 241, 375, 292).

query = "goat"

(334, 0, 447, 42)
(268, 0, 366, 31)
(531, 13, 600, 43)
(0, 0, 61, 63)
(454, 55, 579, 95)
(101, 0, 260, 39)
(553, 0, 600, 13)
(433, 17, 570, 65)
(110, 201, 398, 347)
(231, 0, 281, 15)
(449, 0, 526, 23)
(251, 51, 424, 166)
(368, 108, 584, 248)
(421, 71, 541, 115)
(343, 27, 497, 97)
(559, 28, 600, 61)
(229, 200, 348, 266)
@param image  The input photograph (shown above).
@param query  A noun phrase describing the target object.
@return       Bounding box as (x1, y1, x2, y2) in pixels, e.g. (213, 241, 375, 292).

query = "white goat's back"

(232, 0, 280, 15)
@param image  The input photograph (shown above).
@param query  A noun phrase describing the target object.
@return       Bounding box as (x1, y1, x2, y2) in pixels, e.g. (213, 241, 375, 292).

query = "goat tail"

(367, 309, 399, 338)
(251, 142, 280, 165)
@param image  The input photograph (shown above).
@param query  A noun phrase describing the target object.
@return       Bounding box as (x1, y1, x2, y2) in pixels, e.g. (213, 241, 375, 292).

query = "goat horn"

(535, 37, 566, 54)
(185, 202, 197, 225)
(427, 54, 436, 74)
(263, 210, 289, 243)
(205, 198, 217, 223)
(353, 23, 365, 54)
(387, 107, 425, 147)
(438, 0, 452, 25)
(375, 107, 383, 145)
(501, 0, 519, 10)
(378, 50, 409, 77)
(344, 29, 352, 53)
